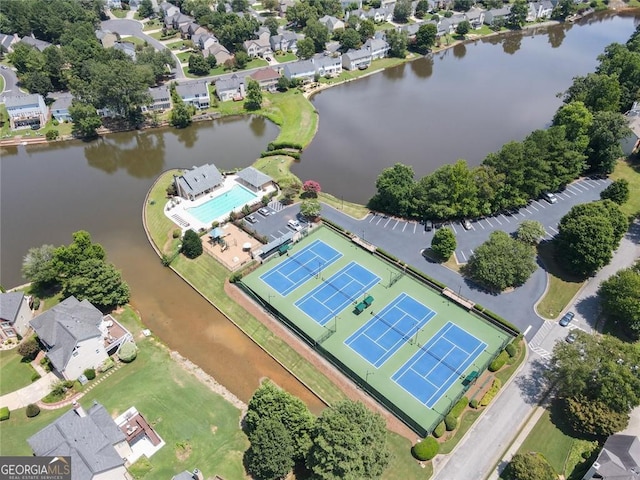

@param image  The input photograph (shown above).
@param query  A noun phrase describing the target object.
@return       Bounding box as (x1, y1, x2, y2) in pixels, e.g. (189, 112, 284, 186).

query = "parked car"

(287, 219, 301, 231)
(566, 332, 577, 343)
(258, 207, 270, 216)
(559, 311, 575, 327)
(543, 192, 558, 204)
(246, 214, 257, 223)
(424, 220, 433, 231)
(462, 219, 472, 230)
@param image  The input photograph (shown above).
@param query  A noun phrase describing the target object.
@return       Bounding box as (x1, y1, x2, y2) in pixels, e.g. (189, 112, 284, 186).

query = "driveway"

(100, 18, 185, 79)
(0, 372, 57, 410)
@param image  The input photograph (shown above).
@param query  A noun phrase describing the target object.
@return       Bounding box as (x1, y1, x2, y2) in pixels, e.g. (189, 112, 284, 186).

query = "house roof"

(487, 5, 511, 16)
(285, 59, 315, 76)
(19, 35, 52, 52)
(29, 296, 103, 373)
(215, 74, 243, 93)
(172, 472, 197, 480)
(0, 292, 25, 323)
(5, 94, 44, 110)
(250, 67, 280, 82)
(0, 33, 18, 50)
(28, 402, 126, 480)
(176, 164, 223, 198)
(364, 37, 389, 52)
(343, 47, 372, 61)
(149, 86, 169, 101)
(113, 41, 136, 59)
(175, 82, 208, 98)
(592, 435, 640, 480)
(51, 94, 74, 112)
(237, 166, 273, 188)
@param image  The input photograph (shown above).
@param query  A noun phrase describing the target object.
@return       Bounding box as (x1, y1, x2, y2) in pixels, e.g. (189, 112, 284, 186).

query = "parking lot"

(245, 200, 307, 240)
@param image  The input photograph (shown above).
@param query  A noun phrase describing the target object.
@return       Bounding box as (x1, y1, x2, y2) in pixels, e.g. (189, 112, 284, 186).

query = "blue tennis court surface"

(260, 240, 342, 296)
(345, 293, 436, 368)
(295, 262, 380, 325)
(392, 322, 486, 408)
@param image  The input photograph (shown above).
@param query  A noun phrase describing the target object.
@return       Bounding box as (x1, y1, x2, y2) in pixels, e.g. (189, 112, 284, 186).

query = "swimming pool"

(187, 185, 258, 224)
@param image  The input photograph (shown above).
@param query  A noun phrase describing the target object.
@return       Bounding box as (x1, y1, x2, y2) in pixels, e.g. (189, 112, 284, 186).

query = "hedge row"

(479, 379, 502, 407)
(406, 264, 448, 290)
(260, 149, 301, 160)
(489, 350, 510, 372)
(321, 217, 346, 233)
(444, 414, 457, 431)
(268, 141, 303, 151)
(0, 407, 9, 421)
(472, 304, 520, 334)
(433, 421, 446, 438)
(505, 342, 518, 357)
(450, 396, 468, 418)
(412, 437, 439, 461)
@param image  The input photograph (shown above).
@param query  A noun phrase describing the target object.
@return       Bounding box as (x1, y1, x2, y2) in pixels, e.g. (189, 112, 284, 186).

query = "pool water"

(188, 184, 258, 223)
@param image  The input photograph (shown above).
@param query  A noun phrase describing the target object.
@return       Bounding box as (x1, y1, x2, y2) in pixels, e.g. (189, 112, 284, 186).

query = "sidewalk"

(0, 373, 57, 410)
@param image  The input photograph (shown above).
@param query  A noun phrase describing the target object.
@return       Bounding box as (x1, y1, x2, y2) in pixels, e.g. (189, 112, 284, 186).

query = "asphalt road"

(0, 66, 20, 98)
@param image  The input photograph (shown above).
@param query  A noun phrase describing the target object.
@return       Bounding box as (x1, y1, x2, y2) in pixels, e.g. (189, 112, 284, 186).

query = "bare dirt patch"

(175, 441, 192, 461)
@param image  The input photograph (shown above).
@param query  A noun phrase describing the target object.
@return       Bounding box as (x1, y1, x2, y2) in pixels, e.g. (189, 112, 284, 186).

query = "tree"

(565, 395, 630, 437)
(415, 23, 437, 54)
(234, 50, 249, 69)
(206, 54, 217, 69)
(515, 220, 546, 245)
(455, 20, 470, 36)
(22, 244, 57, 287)
(306, 401, 390, 480)
(464, 231, 537, 292)
(586, 111, 631, 173)
(600, 179, 630, 205)
(385, 29, 408, 58)
(245, 381, 316, 463)
(232, 0, 249, 11)
(303, 20, 330, 52)
(263, 0, 279, 11)
(599, 264, 640, 339)
(300, 198, 321, 218)
(545, 332, 640, 414)
(340, 28, 362, 51)
(563, 73, 621, 113)
(556, 200, 628, 277)
(503, 452, 556, 480)
(18, 337, 40, 361)
(551, 0, 576, 19)
(263, 16, 279, 36)
(431, 227, 456, 260)
(454, 0, 474, 10)
(368, 163, 415, 217)
(277, 76, 290, 91)
(62, 258, 130, 308)
(244, 79, 263, 111)
(137, 0, 154, 18)
(286, 2, 318, 28)
(507, 0, 528, 29)
(393, 0, 412, 23)
(303, 180, 321, 195)
(359, 19, 375, 42)
(54, 230, 106, 280)
(552, 101, 593, 153)
(414, 0, 430, 18)
(170, 97, 195, 128)
(23, 70, 54, 97)
(245, 418, 295, 480)
(181, 229, 203, 259)
(69, 101, 102, 137)
(297, 37, 316, 59)
(188, 53, 210, 75)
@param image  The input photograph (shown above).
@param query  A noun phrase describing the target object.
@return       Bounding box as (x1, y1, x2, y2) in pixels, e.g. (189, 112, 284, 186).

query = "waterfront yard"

(611, 157, 640, 218)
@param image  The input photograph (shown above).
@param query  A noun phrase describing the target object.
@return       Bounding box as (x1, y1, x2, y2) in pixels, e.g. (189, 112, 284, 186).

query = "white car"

(287, 219, 301, 231)
(543, 192, 558, 204)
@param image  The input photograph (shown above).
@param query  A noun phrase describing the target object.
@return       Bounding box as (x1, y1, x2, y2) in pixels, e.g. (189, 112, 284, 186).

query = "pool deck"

(164, 175, 276, 232)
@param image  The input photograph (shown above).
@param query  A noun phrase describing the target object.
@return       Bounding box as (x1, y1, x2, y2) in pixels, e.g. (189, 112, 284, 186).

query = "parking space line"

(534, 200, 546, 209)
(376, 217, 383, 225)
(529, 203, 539, 211)
(559, 192, 571, 199)
(544, 230, 553, 238)
(402, 222, 408, 232)
(369, 215, 376, 223)
(485, 218, 494, 227)
(549, 226, 559, 233)
(469, 249, 474, 256)
(460, 251, 467, 262)
(384, 218, 392, 228)
(493, 216, 503, 225)
(573, 183, 588, 191)
(501, 214, 510, 223)
(450, 223, 458, 234)
(566, 186, 580, 195)
(519, 210, 528, 218)
(413, 223, 417, 234)
(582, 180, 597, 189)
(392, 220, 399, 230)
(270, 234, 278, 240)
(477, 221, 485, 229)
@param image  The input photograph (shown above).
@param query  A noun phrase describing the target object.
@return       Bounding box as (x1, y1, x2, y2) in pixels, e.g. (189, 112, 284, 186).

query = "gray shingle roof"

(237, 167, 272, 188)
(284, 59, 315, 76)
(51, 95, 74, 112)
(593, 435, 640, 480)
(0, 292, 25, 323)
(29, 296, 103, 373)
(176, 164, 223, 198)
(175, 82, 209, 99)
(215, 74, 243, 93)
(5, 94, 43, 109)
(149, 86, 169, 101)
(19, 36, 53, 52)
(344, 47, 371, 62)
(28, 402, 125, 480)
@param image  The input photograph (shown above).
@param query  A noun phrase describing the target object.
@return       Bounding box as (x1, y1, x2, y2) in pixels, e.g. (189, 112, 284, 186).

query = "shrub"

(52, 119, 59, 126)
(505, 342, 517, 357)
(444, 414, 457, 431)
(181, 229, 203, 259)
(433, 421, 446, 438)
(229, 272, 243, 283)
(0, 407, 10, 421)
(26, 403, 40, 418)
(488, 350, 509, 372)
(31, 371, 41, 382)
(172, 229, 181, 238)
(84, 368, 96, 380)
(412, 437, 439, 461)
(46, 129, 59, 141)
(99, 357, 115, 372)
(118, 341, 138, 363)
(479, 379, 502, 407)
(600, 179, 630, 205)
(18, 337, 40, 361)
(39, 356, 51, 372)
(469, 399, 478, 409)
(32, 297, 40, 310)
(450, 397, 468, 418)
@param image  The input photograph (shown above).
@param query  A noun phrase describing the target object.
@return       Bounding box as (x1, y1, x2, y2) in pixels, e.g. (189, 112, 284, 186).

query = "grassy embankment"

(0, 307, 250, 480)
(145, 172, 426, 480)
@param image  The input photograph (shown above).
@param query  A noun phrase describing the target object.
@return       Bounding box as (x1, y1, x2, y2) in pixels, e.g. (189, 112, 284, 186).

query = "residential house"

(581, 434, 640, 480)
(270, 31, 299, 53)
(174, 163, 224, 200)
(341, 47, 372, 70)
(160, 1, 180, 19)
(0, 33, 19, 53)
(621, 102, 640, 156)
(5, 94, 48, 130)
(465, 7, 486, 29)
(215, 74, 245, 102)
(180, 22, 205, 39)
(107, 0, 123, 8)
(437, 14, 467, 35)
(175, 82, 210, 109)
(173, 470, 204, 480)
(249, 67, 281, 92)
(203, 43, 233, 66)
(364, 37, 389, 59)
(399, 22, 423, 39)
(192, 32, 219, 50)
(50, 94, 74, 122)
(319, 15, 345, 31)
(243, 29, 272, 57)
(95, 29, 119, 48)
(484, 5, 512, 25)
(278, 0, 295, 15)
(19, 34, 52, 52)
(527, 0, 554, 21)
(340, 0, 362, 9)
(142, 86, 171, 112)
(351, 6, 394, 22)
(283, 60, 316, 82)
(166, 12, 194, 31)
(236, 166, 274, 193)
(0, 291, 32, 341)
(313, 54, 343, 77)
(113, 41, 137, 60)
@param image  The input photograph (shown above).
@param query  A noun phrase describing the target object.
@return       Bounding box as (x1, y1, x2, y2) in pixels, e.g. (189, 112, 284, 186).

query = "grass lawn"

(176, 51, 195, 63)
(275, 52, 297, 63)
(611, 157, 640, 218)
(142, 20, 162, 31)
(375, 22, 396, 31)
(122, 36, 147, 47)
(0, 74, 4, 92)
(253, 155, 300, 186)
(319, 57, 408, 85)
(0, 349, 36, 396)
(468, 25, 494, 36)
(318, 191, 370, 219)
(149, 31, 179, 41)
(167, 40, 189, 50)
(536, 241, 585, 319)
(385, 432, 432, 480)
(0, 314, 249, 480)
(110, 8, 127, 18)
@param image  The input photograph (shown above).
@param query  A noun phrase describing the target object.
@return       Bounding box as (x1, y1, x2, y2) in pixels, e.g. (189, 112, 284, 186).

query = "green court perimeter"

(242, 226, 513, 435)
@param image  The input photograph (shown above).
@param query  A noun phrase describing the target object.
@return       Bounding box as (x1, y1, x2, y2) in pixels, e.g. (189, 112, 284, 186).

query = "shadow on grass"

(26, 283, 61, 300)
(537, 240, 587, 282)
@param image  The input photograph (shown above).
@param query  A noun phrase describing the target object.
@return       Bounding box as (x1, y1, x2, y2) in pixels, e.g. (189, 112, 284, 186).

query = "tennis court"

(260, 239, 342, 296)
(295, 262, 380, 325)
(345, 293, 436, 368)
(392, 322, 486, 408)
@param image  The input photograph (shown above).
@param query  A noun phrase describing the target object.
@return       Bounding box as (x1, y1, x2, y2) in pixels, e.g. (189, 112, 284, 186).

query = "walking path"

(0, 373, 57, 411)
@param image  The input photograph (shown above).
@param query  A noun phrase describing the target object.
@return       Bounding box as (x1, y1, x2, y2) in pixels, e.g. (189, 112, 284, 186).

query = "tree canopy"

(368, 164, 415, 217)
(598, 262, 640, 340)
(503, 452, 556, 480)
(244, 418, 295, 480)
(244, 79, 263, 111)
(600, 179, 630, 205)
(415, 24, 437, 54)
(181, 229, 203, 259)
(22, 244, 57, 287)
(515, 220, 546, 245)
(431, 227, 456, 260)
